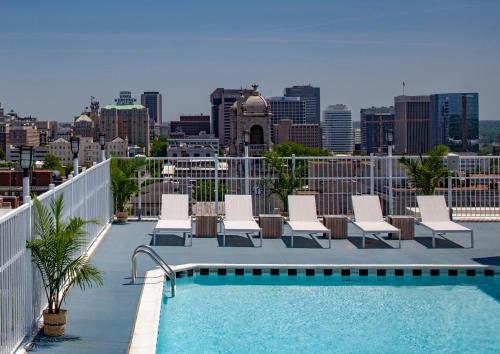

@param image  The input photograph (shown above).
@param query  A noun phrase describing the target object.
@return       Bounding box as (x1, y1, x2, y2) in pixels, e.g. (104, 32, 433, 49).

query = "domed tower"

(229, 84, 272, 156)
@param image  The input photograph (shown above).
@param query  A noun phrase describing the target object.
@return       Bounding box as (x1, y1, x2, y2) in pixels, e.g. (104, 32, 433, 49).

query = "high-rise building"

(273, 119, 321, 148)
(141, 92, 162, 126)
(100, 91, 150, 154)
(430, 93, 479, 152)
(0, 123, 9, 152)
(210, 88, 253, 145)
(353, 128, 361, 153)
(284, 85, 320, 124)
(394, 95, 431, 154)
(360, 106, 395, 154)
(170, 115, 210, 136)
(322, 104, 353, 153)
(267, 96, 306, 125)
(73, 114, 95, 138)
(9, 125, 39, 147)
(36, 121, 58, 144)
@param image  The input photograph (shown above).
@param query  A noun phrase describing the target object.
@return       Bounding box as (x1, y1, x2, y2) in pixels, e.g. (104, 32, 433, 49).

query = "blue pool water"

(156, 275, 500, 354)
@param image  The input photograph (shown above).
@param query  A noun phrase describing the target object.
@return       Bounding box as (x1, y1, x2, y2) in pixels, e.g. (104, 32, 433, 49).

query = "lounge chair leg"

(153, 231, 156, 246)
(328, 230, 331, 249)
(432, 231, 436, 248)
(362, 231, 366, 249)
(259, 229, 262, 248)
(291, 230, 294, 248)
(398, 230, 401, 249)
(470, 230, 474, 248)
(223, 227, 226, 247)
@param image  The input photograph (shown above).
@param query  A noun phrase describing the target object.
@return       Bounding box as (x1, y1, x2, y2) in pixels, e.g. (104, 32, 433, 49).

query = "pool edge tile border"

(128, 262, 498, 353)
(128, 269, 163, 354)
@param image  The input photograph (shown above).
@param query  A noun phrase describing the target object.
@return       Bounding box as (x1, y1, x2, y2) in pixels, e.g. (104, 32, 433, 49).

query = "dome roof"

(75, 114, 93, 123)
(243, 85, 268, 113)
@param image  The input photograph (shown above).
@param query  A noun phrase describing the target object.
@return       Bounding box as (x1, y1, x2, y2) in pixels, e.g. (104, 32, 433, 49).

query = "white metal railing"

(0, 159, 112, 354)
(120, 155, 500, 220)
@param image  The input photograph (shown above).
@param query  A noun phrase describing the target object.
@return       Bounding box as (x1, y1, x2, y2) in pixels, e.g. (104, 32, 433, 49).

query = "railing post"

(291, 154, 296, 195)
(69, 173, 74, 217)
(370, 153, 374, 195)
(137, 169, 142, 220)
(448, 174, 452, 214)
(388, 147, 394, 215)
(244, 149, 250, 195)
(214, 153, 219, 215)
(24, 195, 33, 333)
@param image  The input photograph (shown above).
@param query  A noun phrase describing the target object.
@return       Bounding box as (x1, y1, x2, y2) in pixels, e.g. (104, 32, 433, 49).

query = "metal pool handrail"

(131, 245, 176, 296)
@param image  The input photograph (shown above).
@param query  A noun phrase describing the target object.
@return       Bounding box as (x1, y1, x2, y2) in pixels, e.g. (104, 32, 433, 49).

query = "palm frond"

(27, 195, 103, 314)
(399, 145, 449, 195)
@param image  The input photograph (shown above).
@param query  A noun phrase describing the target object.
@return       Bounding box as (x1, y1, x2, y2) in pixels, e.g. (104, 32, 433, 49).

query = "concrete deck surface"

(30, 221, 500, 353)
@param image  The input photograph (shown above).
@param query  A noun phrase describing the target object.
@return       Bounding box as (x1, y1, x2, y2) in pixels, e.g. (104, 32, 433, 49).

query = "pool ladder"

(131, 245, 176, 297)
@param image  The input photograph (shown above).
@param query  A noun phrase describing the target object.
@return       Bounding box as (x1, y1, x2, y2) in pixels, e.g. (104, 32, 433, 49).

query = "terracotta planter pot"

(115, 211, 128, 223)
(43, 309, 67, 336)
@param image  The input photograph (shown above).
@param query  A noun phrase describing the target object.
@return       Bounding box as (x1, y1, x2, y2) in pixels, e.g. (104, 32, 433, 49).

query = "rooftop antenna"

(403, 81, 406, 96)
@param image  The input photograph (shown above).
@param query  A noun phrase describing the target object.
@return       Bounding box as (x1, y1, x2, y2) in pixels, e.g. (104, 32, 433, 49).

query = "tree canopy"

(150, 136, 168, 157)
(270, 142, 330, 157)
(43, 154, 62, 170)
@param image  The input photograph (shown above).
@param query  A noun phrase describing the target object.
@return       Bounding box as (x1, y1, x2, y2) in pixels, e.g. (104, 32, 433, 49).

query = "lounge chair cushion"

(161, 194, 189, 220)
(353, 221, 399, 233)
(416, 196, 450, 222)
(351, 195, 384, 222)
(420, 221, 470, 233)
(223, 220, 260, 232)
(155, 219, 192, 232)
(225, 195, 254, 221)
(288, 195, 318, 222)
(287, 221, 328, 233)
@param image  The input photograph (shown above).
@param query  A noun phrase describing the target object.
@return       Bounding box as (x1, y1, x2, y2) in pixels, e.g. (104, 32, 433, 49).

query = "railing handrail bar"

(131, 245, 176, 296)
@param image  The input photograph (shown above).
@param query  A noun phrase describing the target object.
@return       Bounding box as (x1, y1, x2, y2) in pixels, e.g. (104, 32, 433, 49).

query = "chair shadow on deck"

(216, 234, 254, 247)
(415, 236, 463, 249)
(281, 235, 323, 249)
(348, 236, 394, 249)
(473, 256, 500, 266)
(148, 233, 187, 246)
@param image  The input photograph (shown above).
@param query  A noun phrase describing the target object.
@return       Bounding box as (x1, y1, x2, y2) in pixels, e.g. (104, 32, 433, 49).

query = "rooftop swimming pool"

(156, 274, 500, 354)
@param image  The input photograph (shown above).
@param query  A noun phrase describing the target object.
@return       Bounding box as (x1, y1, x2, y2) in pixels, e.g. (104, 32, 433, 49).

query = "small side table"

(259, 214, 283, 239)
(322, 215, 348, 239)
(196, 215, 218, 237)
(387, 215, 414, 240)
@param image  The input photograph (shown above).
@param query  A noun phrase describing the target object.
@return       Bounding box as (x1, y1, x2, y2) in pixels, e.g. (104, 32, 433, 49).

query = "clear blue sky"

(1, 0, 499, 122)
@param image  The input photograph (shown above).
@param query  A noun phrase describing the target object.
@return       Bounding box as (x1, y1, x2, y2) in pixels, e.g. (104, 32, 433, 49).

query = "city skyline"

(1, 0, 499, 121)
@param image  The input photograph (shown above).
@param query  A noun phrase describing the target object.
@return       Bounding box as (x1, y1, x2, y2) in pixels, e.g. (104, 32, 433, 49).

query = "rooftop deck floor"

(31, 221, 500, 353)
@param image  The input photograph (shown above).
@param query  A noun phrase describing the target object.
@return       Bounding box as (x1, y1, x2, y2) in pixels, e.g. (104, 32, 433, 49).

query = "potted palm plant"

(111, 157, 145, 223)
(264, 151, 304, 215)
(399, 145, 450, 195)
(26, 195, 103, 336)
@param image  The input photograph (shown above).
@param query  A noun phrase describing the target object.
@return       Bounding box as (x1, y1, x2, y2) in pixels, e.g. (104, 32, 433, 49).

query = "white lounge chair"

(286, 195, 331, 248)
(417, 195, 473, 248)
(351, 195, 401, 248)
(153, 194, 193, 246)
(221, 195, 262, 247)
